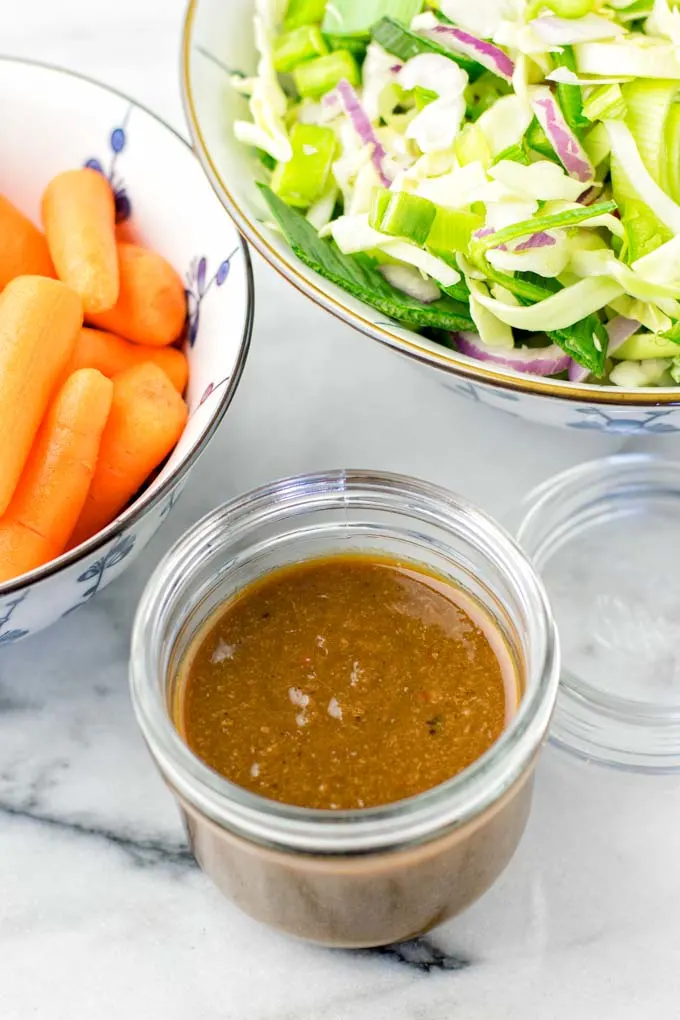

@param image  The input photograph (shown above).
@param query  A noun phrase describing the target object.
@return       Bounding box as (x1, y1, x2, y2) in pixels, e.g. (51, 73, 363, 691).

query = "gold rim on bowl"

(180, 0, 680, 409)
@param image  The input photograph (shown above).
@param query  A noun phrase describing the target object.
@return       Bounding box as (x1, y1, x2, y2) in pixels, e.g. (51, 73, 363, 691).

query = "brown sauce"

(175, 555, 519, 811)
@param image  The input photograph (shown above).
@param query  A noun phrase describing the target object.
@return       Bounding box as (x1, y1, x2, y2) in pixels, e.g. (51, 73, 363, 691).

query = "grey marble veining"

(1, 2, 680, 1017)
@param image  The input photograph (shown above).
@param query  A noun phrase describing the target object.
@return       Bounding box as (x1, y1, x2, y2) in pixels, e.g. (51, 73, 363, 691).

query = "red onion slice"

(453, 331, 571, 375)
(323, 79, 394, 188)
(422, 25, 514, 82)
(514, 231, 556, 252)
(567, 315, 640, 382)
(473, 226, 557, 252)
(530, 86, 594, 183)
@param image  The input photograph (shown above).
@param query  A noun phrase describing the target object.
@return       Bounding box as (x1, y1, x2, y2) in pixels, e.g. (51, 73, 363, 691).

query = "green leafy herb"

(259, 185, 475, 330)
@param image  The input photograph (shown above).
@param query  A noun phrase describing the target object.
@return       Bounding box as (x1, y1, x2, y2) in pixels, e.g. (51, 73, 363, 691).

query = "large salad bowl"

(182, 0, 680, 433)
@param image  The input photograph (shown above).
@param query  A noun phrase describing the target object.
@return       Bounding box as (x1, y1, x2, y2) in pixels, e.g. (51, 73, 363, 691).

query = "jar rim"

(130, 470, 559, 854)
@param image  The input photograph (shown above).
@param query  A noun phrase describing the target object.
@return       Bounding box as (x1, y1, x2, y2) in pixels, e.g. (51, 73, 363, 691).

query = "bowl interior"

(0, 57, 251, 567)
(182, 0, 679, 405)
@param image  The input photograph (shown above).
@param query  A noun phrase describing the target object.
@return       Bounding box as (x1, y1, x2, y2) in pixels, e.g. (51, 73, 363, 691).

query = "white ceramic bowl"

(0, 57, 252, 643)
(182, 0, 680, 434)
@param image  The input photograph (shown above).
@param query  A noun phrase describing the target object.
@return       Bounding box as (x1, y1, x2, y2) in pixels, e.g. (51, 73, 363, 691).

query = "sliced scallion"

(284, 0, 328, 31)
(293, 49, 360, 97)
(369, 189, 437, 245)
(427, 209, 484, 254)
(273, 26, 329, 73)
(271, 123, 337, 208)
(583, 84, 626, 123)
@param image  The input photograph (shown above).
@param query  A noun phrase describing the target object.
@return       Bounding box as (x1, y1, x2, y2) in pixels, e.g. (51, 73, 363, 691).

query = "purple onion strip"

(531, 89, 594, 183)
(426, 25, 514, 82)
(514, 231, 556, 252)
(453, 331, 571, 376)
(327, 79, 393, 188)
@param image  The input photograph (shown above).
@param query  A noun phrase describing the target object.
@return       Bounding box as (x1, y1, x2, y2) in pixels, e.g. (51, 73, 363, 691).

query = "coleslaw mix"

(232, 0, 680, 385)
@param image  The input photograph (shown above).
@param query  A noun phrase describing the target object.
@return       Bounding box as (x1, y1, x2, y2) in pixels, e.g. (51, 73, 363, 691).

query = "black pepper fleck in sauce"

(175, 555, 520, 811)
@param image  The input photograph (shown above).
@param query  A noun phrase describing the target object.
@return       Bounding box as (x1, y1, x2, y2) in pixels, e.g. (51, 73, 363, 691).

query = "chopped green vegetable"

(324, 34, 369, 59)
(257, 149, 277, 172)
(369, 189, 437, 245)
(271, 123, 336, 208)
(293, 49, 360, 97)
(525, 118, 559, 162)
(481, 266, 608, 374)
(377, 82, 412, 121)
(371, 16, 481, 78)
(427, 208, 483, 254)
(414, 86, 438, 110)
(553, 47, 589, 137)
(470, 201, 618, 258)
(284, 0, 328, 31)
(273, 26, 329, 73)
(662, 101, 680, 204)
(368, 189, 390, 231)
(663, 319, 680, 343)
(550, 313, 608, 376)
(491, 141, 531, 166)
(614, 332, 680, 359)
(465, 73, 512, 122)
(454, 123, 492, 167)
(259, 185, 475, 330)
(322, 0, 424, 39)
(231, 0, 680, 387)
(527, 0, 594, 17)
(583, 84, 626, 123)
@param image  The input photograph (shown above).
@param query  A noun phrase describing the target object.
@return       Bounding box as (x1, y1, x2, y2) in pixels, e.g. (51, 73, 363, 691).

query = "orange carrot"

(0, 369, 113, 582)
(0, 195, 55, 291)
(116, 217, 141, 245)
(70, 327, 188, 392)
(42, 168, 119, 314)
(87, 242, 186, 347)
(69, 362, 188, 546)
(0, 276, 82, 516)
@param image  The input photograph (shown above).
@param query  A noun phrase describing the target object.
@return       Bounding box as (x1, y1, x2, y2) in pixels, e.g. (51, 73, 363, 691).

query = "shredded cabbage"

(235, 0, 680, 387)
(234, 0, 292, 161)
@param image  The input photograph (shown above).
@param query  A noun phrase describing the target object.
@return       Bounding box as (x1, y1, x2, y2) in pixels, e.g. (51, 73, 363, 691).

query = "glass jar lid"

(511, 453, 680, 773)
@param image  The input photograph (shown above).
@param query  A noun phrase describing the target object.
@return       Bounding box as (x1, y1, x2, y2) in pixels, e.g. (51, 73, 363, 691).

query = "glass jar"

(130, 471, 559, 947)
(511, 453, 680, 772)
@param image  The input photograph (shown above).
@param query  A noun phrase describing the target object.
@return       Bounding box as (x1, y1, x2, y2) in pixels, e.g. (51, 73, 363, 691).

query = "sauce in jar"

(175, 554, 519, 810)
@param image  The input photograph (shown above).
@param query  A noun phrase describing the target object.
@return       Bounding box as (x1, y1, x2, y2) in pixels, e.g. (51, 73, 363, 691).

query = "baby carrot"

(0, 369, 113, 582)
(0, 195, 54, 291)
(69, 362, 188, 546)
(87, 242, 186, 347)
(0, 276, 82, 516)
(42, 168, 119, 314)
(70, 327, 189, 392)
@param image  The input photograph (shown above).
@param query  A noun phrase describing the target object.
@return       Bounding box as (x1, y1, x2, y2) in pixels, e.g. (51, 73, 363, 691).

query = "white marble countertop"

(1, 2, 679, 1017)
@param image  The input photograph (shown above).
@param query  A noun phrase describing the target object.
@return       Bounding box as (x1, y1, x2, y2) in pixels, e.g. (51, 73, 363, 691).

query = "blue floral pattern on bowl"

(566, 408, 680, 434)
(441, 375, 680, 433)
(84, 104, 133, 222)
(0, 592, 30, 645)
(185, 249, 238, 347)
(64, 534, 137, 615)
